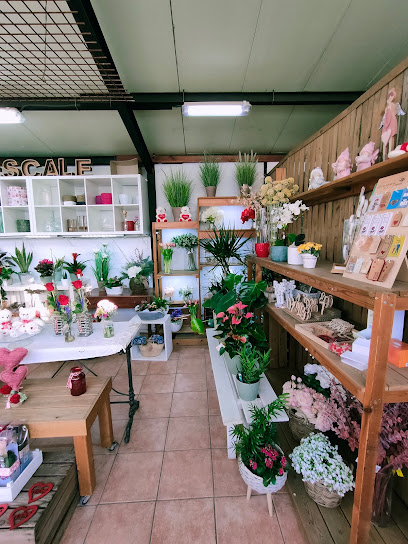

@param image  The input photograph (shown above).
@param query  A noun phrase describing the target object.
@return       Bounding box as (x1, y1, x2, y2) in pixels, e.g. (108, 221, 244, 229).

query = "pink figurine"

(379, 88, 406, 160)
(355, 142, 379, 172)
(332, 148, 351, 179)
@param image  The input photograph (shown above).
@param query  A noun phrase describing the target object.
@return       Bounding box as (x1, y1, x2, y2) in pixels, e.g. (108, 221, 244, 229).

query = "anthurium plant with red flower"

(232, 398, 288, 487)
(241, 207, 255, 224)
(64, 253, 87, 276)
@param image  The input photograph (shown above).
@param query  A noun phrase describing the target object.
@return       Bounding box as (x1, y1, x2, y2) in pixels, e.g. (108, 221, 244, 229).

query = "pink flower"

(216, 312, 225, 318)
(227, 305, 237, 314)
(265, 458, 274, 469)
(231, 316, 241, 325)
(222, 316, 228, 323)
(239, 336, 247, 343)
(278, 468, 284, 476)
(281, 457, 287, 467)
(244, 312, 254, 319)
(235, 302, 248, 310)
(249, 459, 257, 470)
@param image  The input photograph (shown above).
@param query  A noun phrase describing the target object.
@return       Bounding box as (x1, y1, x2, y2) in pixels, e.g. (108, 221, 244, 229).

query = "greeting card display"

(344, 171, 408, 288)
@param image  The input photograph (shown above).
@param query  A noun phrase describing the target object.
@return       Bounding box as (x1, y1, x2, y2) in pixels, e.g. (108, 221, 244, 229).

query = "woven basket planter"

(304, 480, 342, 508)
(77, 313, 93, 337)
(288, 410, 315, 442)
(238, 454, 287, 494)
(140, 342, 164, 358)
(53, 316, 63, 335)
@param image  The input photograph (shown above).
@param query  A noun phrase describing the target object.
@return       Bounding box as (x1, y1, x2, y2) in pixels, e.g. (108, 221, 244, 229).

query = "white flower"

(200, 207, 224, 225)
(164, 286, 175, 297)
(102, 253, 108, 259)
(127, 266, 142, 278)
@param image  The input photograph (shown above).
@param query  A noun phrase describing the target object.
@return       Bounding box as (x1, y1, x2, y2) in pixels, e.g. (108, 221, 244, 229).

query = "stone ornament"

(355, 142, 379, 172)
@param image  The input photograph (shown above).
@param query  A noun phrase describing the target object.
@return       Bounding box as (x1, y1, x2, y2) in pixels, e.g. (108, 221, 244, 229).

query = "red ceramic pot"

(126, 221, 135, 231)
(255, 242, 270, 258)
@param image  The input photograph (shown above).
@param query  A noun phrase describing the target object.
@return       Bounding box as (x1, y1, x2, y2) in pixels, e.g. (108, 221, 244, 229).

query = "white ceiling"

(0, 0, 407, 156)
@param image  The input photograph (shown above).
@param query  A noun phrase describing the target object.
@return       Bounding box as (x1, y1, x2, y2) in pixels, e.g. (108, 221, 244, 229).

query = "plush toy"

(156, 207, 167, 222)
(388, 142, 408, 158)
(332, 148, 351, 179)
(12, 307, 44, 337)
(0, 309, 14, 336)
(179, 206, 192, 222)
(0, 347, 28, 407)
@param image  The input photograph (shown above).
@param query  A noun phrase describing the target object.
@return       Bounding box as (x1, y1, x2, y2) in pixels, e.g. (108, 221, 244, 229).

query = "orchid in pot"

(236, 344, 270, 401)
(121, 250, 153, 294)
(297, 242, 322, 269)
(94, 299, 118, 338)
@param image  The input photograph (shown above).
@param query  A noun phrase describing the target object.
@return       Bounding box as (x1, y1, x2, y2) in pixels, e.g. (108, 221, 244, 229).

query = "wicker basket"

(238, 454, 287, 494)
(288, 410, 315, 441)
(77, 313, 93, 337)
(139, 342, 164, 358)
(53, 316, 63, 335)
(304, 480, 342, 508)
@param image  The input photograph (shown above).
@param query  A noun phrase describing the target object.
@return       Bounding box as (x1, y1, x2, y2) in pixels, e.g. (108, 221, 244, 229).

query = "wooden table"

(2, 377, 113, 501)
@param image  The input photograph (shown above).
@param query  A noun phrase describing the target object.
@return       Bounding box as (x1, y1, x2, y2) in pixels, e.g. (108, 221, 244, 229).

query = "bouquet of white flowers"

(200, 207, 224, 227)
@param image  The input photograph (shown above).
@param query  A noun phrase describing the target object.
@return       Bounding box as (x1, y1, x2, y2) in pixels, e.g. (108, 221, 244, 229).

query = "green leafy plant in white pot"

(8, 243, 33, 284)
(200, 154, 221, 197)
(162, 169, 192, 221)
(236, 345, 270, 401)
(104, 276, 123, 295)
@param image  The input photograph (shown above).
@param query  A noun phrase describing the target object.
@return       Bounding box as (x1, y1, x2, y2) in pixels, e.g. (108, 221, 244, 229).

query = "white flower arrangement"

(200, 206, 224, 226)
(276, 200, 308, 229)
(94, 299, 118, 320)
(164, 286, 175, 298)
(304, 363, 337, 390)
(127, 265, 142, 278)
(290, 433, 354, 497)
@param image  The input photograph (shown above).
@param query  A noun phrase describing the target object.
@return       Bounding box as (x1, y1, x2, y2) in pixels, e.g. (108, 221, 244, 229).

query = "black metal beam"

(118, 104, 154, 174)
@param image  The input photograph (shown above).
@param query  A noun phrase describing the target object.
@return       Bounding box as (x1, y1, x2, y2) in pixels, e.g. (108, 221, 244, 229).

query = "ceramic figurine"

(388, 141, 408, 158)
(156, 207, 167, 222)
(308, 167, 328, 190)
(379, 88, 406, 160)
(332, 148, 351, 179)
(355, 142, 379, 171)
(179, 206, 192, 222)
(273, 281, 286, 308)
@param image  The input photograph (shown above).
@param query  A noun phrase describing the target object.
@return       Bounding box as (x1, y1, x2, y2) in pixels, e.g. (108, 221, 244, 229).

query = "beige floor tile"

(140, 373, 175, 394)
(91, 418, 127, 454)
(112, 374, 145, 395)
(209, 415, 227, 448)
(88, 454, 115, 506)
(117, 359, 150, 376)
(171, 391, 208, 417)
(147, 359, 178, 374)
(177, 356, 206, 374)
(165, 416, 209, 450)
(273, 494, 308, 543)
(28, 361, 66, 379)
(174, 372, 207, 392)
(212, 449, 247, 497)
(208, 388, 221, 415)
(60, 505, 96, 544)
(120, 417, 168, 453)
(136, 393, 173, 418)
(110, 396, 131, 420)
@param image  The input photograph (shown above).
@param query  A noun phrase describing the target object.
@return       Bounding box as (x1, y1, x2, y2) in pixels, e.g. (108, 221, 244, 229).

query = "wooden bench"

(0, 377, 113, 502)
(206, 329, 288, 458)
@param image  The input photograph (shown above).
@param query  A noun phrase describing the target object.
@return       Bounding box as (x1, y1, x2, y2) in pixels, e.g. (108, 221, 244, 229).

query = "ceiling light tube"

(0, 107, 25, 124)
(182, 101, 251, 117)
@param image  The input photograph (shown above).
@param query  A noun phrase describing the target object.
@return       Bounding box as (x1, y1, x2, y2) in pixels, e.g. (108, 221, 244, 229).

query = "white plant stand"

(130, 314, 173, 362)
(206, 328, 288, 459)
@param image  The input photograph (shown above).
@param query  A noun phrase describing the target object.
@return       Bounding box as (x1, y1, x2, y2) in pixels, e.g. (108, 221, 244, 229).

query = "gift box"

(388, 339, 408, 368)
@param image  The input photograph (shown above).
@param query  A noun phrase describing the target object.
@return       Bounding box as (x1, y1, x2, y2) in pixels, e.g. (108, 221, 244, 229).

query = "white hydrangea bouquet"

(290, 433, 354, 497)
(200, 206, 224, 228)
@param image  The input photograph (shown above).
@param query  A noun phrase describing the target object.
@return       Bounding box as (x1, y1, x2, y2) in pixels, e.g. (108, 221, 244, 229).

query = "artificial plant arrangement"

(164, 286, 175, 300)
(45, 283, 76, 342)
(199, 206, 224, 229)
(0, 266, 13, 300)
(135, 296, 169, 321)
(171, 233, 198, 271)
(236, 344, 271, 401)
(92, 245, 111, 287)
(199, 227, 247, 276)
(64, 252, 87, 278)
(184, 299, 204, 335)
(200, 154, 221, 197)
(162, 169, 192, 220)
(159, 242, 175, 274)
(297, 242, 322, 269)
(235, 151, 258, 190)
(232, 397, 288, 489)
(8, 243, 33, 283)
(121, 250, 153, 294)
(179, 286, 193, 301)
(94, 299, 118, 338)
(34, 259, 54, 279)
(104, 277, 122, 288)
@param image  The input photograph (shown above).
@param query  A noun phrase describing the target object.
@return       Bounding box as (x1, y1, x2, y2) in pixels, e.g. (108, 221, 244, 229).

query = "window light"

(0, 107, 25, 124)
(182, 101, 251, 117)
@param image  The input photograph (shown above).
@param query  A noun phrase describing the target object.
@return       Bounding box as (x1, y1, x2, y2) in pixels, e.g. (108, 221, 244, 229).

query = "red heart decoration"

(0, 504, 7, 518)
(28, 482, 53, 504)
(9, 505, 38, 530)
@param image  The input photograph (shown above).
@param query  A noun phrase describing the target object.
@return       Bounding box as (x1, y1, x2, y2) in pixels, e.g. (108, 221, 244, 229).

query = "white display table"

(130, 313, 173, 361)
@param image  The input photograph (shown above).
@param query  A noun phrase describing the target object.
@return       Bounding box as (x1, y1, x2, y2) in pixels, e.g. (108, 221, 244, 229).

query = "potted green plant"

(199, 154, 221, 197)
(121, 250, 153, 294)
(232, 398, 289, 496)
(235, 151, 257, 192)
(236, 345, 270, 401)
(179, 286, 193, 303)
(104, 276, 123, 295)
(290, 433, 354, 508)
(297, 242, 322, 269)
(92, 245, 111, 291)
(199, 227, 247, 277)
(287, 233, 305, 265)
(172, 234, 198, 271)
(162, 169, 192, 221)
(184, 299, 205, 335)
(64, 252, 87, 280)
(8, 243, 33, 284)
(134, 334, 164, 358)
(34, 258, 54, 283)
(135, 297, 168, 321)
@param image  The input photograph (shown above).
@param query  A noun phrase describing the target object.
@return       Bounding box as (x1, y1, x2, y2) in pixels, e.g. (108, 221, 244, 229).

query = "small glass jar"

(103, 319, 114, 338)
(67, 366, 86, 396)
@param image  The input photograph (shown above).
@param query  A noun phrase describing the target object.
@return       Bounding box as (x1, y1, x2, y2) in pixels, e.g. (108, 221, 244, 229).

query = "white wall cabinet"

(0, 174, 150, 237)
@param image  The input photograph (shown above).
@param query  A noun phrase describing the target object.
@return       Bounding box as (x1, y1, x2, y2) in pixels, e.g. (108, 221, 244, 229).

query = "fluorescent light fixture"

(0, 107, 25, 124)
(182, 101, 251, 117)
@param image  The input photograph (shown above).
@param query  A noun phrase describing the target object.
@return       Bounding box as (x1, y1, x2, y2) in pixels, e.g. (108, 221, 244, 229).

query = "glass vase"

(372, 468, 393, 527)
(187, 249, 196, 271)
(266, 204, 281, 246)
(63, 322, 75, 343)
(163, 255, 172, 274)
(103, 319, 114, 338)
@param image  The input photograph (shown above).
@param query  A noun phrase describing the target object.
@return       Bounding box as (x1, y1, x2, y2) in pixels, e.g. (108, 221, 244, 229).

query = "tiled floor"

(30, 346, 306, 544)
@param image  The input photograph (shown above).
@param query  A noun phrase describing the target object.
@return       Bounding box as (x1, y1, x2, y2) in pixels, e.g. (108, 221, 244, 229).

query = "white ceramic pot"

(302, 254, 318, 269)
(105, 286, 123, 295)
(20, 273, 34, 285)
(287, 245, 303, 265)
(236, 378, 260, 401)
(60, 278, 70, 289)
(171, 320, 183, 333)
(119, 193, 131, 204)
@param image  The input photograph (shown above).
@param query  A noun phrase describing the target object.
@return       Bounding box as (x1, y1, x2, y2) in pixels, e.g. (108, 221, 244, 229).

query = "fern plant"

(199, 227, 247, 276)
(8, 243, 33, 273)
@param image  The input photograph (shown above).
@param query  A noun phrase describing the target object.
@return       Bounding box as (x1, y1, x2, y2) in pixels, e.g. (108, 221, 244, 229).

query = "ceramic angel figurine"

(355, 142, 379, 172)
(379, 88, 406, 160)
(308, 167, 328, 190)
(332, 148, 351, 179)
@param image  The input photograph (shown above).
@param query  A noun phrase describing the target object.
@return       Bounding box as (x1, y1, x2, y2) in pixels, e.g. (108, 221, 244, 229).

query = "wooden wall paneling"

(298, 147, 305, 191)
(309, 139, 317, 180)
(328, 123, 339, 181)
(332, 199, 344, 263)
(314, 135, 324, 179)
(398, 68, 408, 143)
(369, 89, 385, 152)
(347, 107, 358, 164)
(351, 105, 363, 161)
(335, 117, 347, 158)
(320, 128, 331, 181)
(293, 151, 300, 191)
(357, 99, 373, 156)
(303, 145, 311, 191)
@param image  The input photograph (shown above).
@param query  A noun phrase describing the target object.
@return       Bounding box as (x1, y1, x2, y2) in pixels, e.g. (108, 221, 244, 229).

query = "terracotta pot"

(255, 242, 270, 258)
(205, 186, 216, 197)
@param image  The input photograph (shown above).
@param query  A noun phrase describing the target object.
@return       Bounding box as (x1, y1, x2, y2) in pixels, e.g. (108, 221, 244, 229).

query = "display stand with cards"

(343, 170, 408, 289)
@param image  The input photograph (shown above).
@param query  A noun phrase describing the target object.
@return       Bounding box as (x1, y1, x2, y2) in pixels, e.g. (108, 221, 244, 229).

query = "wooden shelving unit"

(248, 255, 408, 544)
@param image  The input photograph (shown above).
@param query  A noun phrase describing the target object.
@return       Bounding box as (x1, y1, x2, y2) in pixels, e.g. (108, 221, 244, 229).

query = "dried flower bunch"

(259, 177, 299, 205)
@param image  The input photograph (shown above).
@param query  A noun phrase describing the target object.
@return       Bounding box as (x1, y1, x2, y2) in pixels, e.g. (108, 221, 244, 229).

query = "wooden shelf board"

(157, 269, 199, 277)
(267, 306, 408, 403)
(199, 229, 255, 239)
(292, 153, 408, 206)
(152, 221, 198, 229)
(248, 256, 408, 310)
(197, 196, 240, 207)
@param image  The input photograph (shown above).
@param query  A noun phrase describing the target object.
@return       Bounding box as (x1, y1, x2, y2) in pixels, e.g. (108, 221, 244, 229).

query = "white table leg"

(227, 425, 236, 459)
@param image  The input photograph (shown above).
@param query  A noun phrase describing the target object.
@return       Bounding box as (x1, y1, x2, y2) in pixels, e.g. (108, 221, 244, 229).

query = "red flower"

(72, 253, 79, 260)
(58, 294, 69, 306)
(0, 385, 12, 395)
(241, 208, 255, 224)
(45, 282, 54, 292)
(72, 280, 83, 290)
(0, 268, 3, 275)
(76, 269, 83, 277)
(9, 394, 20, 404)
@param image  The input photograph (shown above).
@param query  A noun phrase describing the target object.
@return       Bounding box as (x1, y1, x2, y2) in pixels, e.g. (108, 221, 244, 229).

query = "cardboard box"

(388, 339, 408, 368)
(110, 158, 139, 175)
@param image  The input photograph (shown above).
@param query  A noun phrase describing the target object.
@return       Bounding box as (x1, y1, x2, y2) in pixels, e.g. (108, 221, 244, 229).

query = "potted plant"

(290, 433, 354, 508)
(121, 250, 153, 294)
(297, 242, 322, 269)
(232, 398, 289, 497)
(34, 258, 54, 283)
(134, 335, 164, 357)
(135, 297, 168, 321)
(104, 276, 123, 295)
(0, 266, 13, 301)
(287, 233, 305, 265)
(199, 206, 224, 230)
(8, 243, 33, 284)
(162, 169, 192, 220)
(92, 245, 111, 291)
(170, 309, 184, 332)
(159, 242, 175, 274)
(200, 154, 221, 197)
(235, 151, 258, 193)
(179, 286, 193, 303)
(64, 252, 87, 280)
(236, 345, 270, 401)
(184, 299, 205, 335)
(171, 234, 198, 271)
(94, 299, 118, 338)
(199, 227, 247, 277)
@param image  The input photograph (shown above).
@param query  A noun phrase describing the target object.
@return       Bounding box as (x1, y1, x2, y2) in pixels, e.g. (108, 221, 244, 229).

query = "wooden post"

(255, 263, 262, 283)
(350, 293, 396, 544)
(247, 259, 253, 281)
(73, 433, 96, 496)
(98, 391, 114, 449)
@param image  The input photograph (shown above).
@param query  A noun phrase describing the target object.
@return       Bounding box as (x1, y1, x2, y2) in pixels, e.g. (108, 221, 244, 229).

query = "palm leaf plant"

(199, 154, 221, 187)
(162, 169, 192, 207)
(235, 150, 258, 188)
(199, 227, 247, 277)
(8, 243, 33, 274)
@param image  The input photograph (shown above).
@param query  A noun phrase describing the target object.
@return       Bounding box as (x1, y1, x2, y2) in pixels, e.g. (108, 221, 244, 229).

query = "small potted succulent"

(170, 309, 184, 332)
(135, 297, 168, 321)
(134, 335, 164, 357)
(290, 433, 354, 508)
(236, 345, 270, 401)
(297, 242, 322, 269)
(104, 276, 123, 295)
